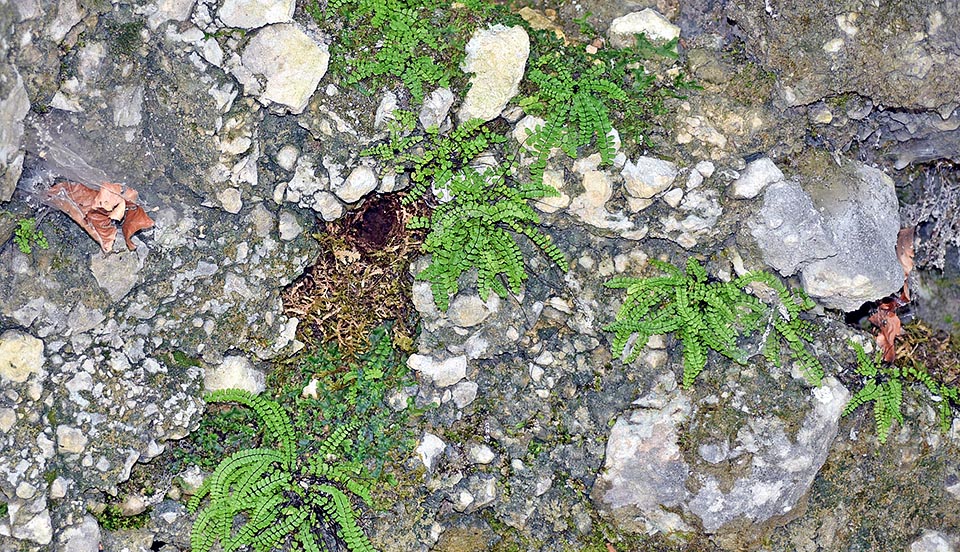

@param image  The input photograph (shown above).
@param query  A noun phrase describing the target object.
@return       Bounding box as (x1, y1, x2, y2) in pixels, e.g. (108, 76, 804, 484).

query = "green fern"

(412, 166, 566, 311)
(519, 51, 627, 181)
(844, 342, 960, 442)
(363, 118, 507, 205)
(604, 258, 822, 389)
(188, 390, 376, 552)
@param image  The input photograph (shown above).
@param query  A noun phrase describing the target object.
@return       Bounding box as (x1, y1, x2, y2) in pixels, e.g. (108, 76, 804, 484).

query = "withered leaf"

(46, 181, 154, 252)
(869, 299, 903, 363)
(121, 203, 155, 250)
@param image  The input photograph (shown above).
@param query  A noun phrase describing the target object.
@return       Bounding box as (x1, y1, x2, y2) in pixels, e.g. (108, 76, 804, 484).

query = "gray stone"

(113, 85, 144, 127)
(467, 444, 495, 464)
(0, 70, 30, 202)
(48, 0, 83, 42)
(278, 211, 302, 241)
(447, 294, 492, 328)
(729, 157, 784, 199)
(687, 378, 848, 532)
(416, 432, 446, 472)
(0, 330, 45, 383)
(59, 515, 101, 552)
(608, 9, 680, 49)
(89, 249, 143, 302)
(458, 25, 529, 123)
(67, 303, 105, 334)
(419, 88, 455, 129)
(750, 162, 904, 310)
(333, 166, 377, 203)
(452, 381, 479, 409)
(145, 0, 196, 30)
(218, 0, 294, 29)
(56, 425, 88, 454)
(800, 164, 904, 311)
(314, 191, 343, 221)
(592, 382, 693, 535)
(204, 355, 265, 394)
(374, 91, 398, 130)
(276, 144, 298, 171)
(408, 354, 467, 388)
(622, 156, 678, 199)
(749, 180, 836, 275)
(910, 530, 959, 552)
(240, 24, 329, 114)
(285, 156, 325, 204)
(12, 507, 52, 545)
(217, 187, 243, 214)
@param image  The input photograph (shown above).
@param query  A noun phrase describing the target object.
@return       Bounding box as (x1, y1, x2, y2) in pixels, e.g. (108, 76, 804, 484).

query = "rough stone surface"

(458, 25, 530, 123)
(240, 24, 329, 114)
(592, 375, 693, 535)
(750, 161, 903, 310)
(750, 180, 836, 276)
(419, 88, 455, 130)
(218, 0, 294, 29)
(730, 157, 784, 199)
(416, 432, 446, 472)
(911, 530, 960, 552)
(728, 0, 960, 111)
(0, 330, 44, 383)
(0, 70, 29, 202)
(608, 9, 681, 49)
(408, 354, 467, 388)
(800, 163, 904, 311)
(687, 378, 849, 532)
(621, 156, 678, 199)
(203, 355, 266, 394)
(333, 165, 377, 204)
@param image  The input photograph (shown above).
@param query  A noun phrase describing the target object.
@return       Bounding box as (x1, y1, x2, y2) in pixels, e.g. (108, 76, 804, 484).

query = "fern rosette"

(187, 389, 376, 552)
(604, 258, 824, 389)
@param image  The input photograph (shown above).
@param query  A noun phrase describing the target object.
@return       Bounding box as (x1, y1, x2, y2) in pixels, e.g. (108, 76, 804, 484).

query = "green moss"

(93, 505, 151, 531)
(106, 20, 145, 57)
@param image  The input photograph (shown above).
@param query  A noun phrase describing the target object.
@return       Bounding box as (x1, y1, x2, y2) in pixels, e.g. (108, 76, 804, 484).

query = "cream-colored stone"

(458, 25, 529, 123)
(0, 330, 44, 383)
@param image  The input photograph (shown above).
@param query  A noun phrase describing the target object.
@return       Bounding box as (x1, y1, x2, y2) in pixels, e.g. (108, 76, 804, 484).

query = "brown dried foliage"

(45, 181, 154, 252)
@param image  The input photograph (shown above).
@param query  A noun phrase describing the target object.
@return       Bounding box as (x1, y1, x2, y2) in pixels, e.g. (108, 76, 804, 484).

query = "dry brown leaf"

(333, 248, 361, 264)
(896, 226, 915, 276)
(121, 203, 155, 250)
(870, 299, 903, 363)
(46, 181, 153, 252)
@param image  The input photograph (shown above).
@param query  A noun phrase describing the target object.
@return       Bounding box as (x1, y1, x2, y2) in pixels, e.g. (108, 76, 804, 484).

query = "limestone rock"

(686, 378, 849, 532)
(592, 381, 693, 535)
(729, 157, 784, 199)
(60, 515, 102, 552)
(203, 355, 266, 394)
(458, 25, 529, 123)
(278, 211, 302, 241)
(89, 248, 144, 302)
(0, 330, 45, 383)
(416, 432, 446, 472)
(240, 24, 328, 114)
(621, 156, 678, 199)
(56, 425, 88, 454)
(750, 162, 903, 310)
(0, 71, 30, 202)
(749, 181, 836, 275)
(608, 9, 680, 49)
(419, 88, 455, 130)
(910, 530, 960, 552)
(408, 354, 467, 388)
(333, 166, 377, 204)
(447, 294, 493, 328)
(218, 0, 294, 29)
(145, 0, 196, 30)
